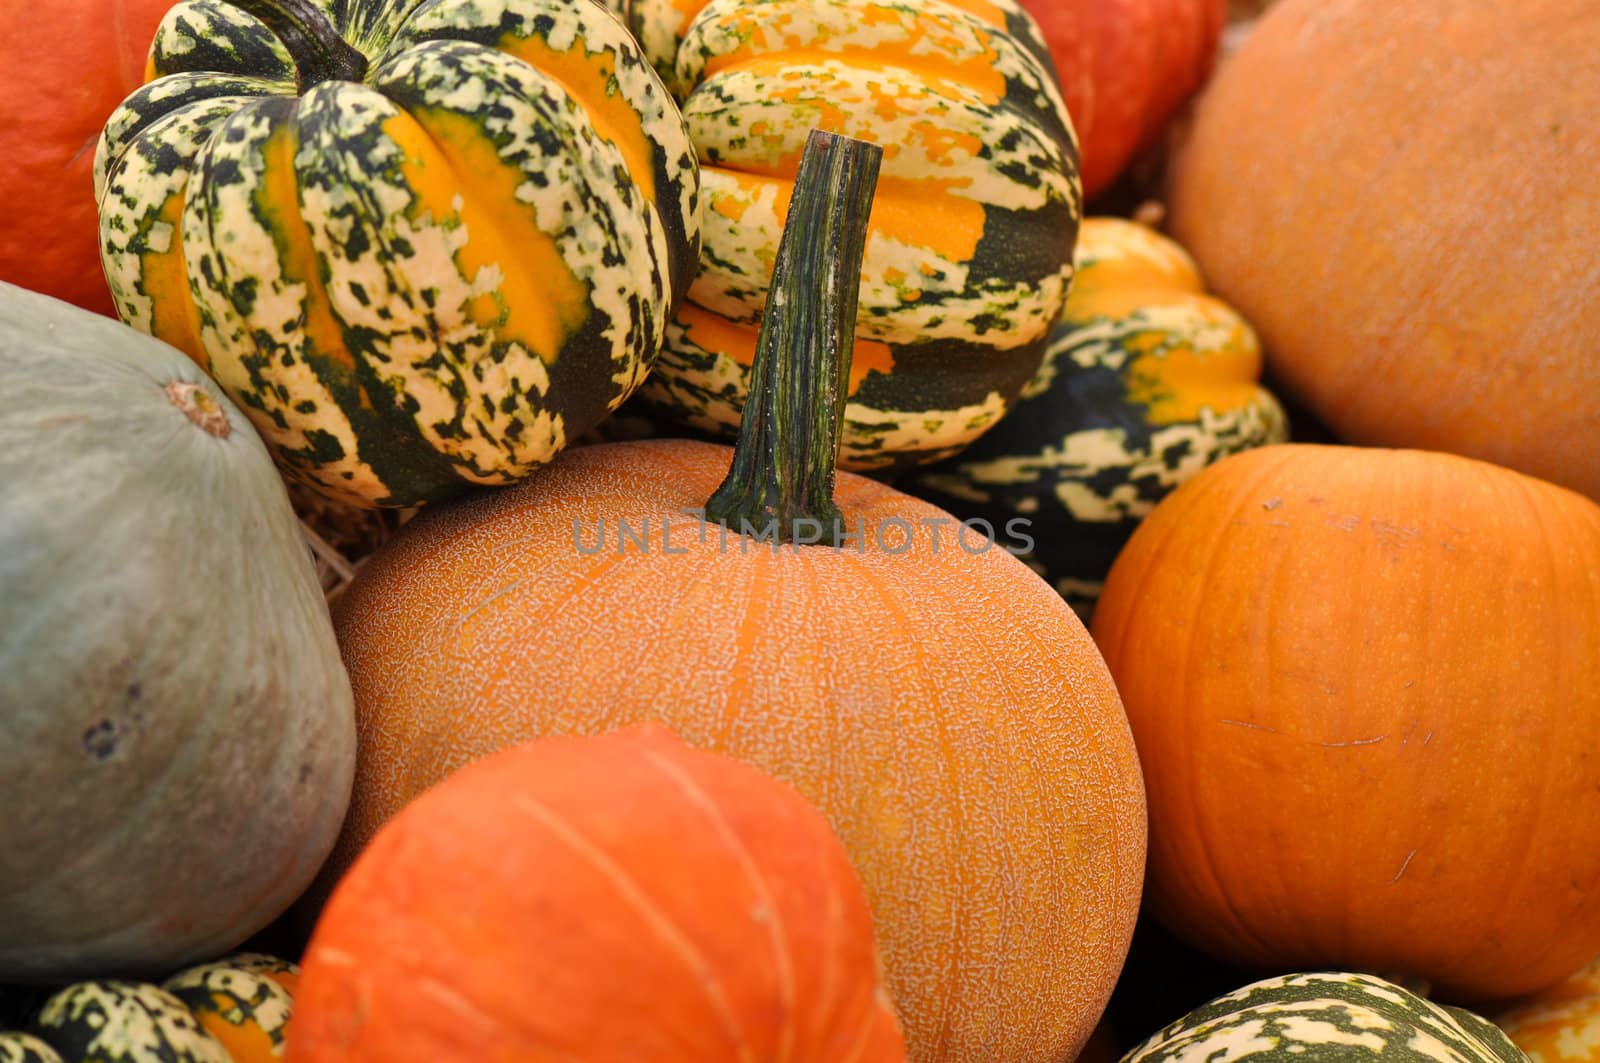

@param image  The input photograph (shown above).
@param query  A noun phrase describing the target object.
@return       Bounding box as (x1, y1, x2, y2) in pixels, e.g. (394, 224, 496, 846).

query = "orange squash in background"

(1168, 0, 1600, 500)
(0, 0, 173, 314)
(289, 726, 906, 1062)
(1092, 444, 1600, 1001)
(1495, 958, 1600, 1063)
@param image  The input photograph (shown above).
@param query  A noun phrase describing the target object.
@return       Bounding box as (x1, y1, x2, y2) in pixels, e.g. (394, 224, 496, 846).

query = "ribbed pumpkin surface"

(1125, 972, 1527, 1063)
(325, 438, 1146, 1063)
(1168, 0, 1600, 500)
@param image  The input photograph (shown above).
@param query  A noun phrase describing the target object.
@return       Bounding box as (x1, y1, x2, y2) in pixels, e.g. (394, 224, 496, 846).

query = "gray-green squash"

(0, 282, 355, 984)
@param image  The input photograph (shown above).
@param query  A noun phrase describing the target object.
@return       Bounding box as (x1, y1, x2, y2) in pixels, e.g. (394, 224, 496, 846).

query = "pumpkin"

(95, 0, 701, 508)
(612, 0, 1081, 472)
(1124, 972, 1527, 1063)
(289, 724, 904, 1061)
(1494, 957, 1600, 1063)
(163, 954, 300, 1061)
(907, 216, 1286, 618)
(1167, 0, 1600, 500)
(0, 0, 174, 316)
(1090, 443, 1600, 1000)
(1014, 0, 1227, 200)
(315, 131, 1145, 1062)
(0, 282, 355, 983)
(30, 982, 229, 1063)
(0, 1035, 63, 1063)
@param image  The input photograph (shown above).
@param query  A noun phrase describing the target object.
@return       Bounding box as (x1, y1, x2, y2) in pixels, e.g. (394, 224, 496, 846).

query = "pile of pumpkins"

(1, 0, 1597, 1060)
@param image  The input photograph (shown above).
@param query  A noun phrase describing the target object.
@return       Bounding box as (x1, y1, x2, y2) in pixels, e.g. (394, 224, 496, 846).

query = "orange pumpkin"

(1091, 443, 1600, 1000)
(314, 132, 1146, 1062)
(288, 725, 904, 1062)
(0, 0, 173, 314)
(1495, 957, 1600, 1063)
(1167, 0, 1600, 500)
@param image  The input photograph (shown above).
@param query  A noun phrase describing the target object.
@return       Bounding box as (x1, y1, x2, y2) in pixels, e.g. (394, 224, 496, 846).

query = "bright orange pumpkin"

(288, 725, 905, 1062)
(314, 132, 1146, 1063)
(0, 0, 173, 314)
(1091, 443, 1600, 1000)
(1495, 958, 1600, 1063)
(1168, 0, 1600, 500)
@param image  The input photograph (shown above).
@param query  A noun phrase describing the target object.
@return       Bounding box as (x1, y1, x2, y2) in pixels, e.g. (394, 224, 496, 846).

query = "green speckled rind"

(627, 0, 1081, 472)
(32, 983, 229, 1063)
(1124, 973, 1529, 1063)
(163, 956, 297, 1055)
(95, 0, 699, 508)
(0, 1034, 64, 1063)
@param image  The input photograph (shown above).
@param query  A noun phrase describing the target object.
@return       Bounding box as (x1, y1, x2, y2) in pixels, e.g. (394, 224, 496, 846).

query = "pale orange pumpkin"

(1495, 958, 1600, 1063)
(288, 725, 905, 1062)
(1168, 0, 1600, 500)
(1091, 443, 1600, 1000)
(313, 132, 1146, 1063)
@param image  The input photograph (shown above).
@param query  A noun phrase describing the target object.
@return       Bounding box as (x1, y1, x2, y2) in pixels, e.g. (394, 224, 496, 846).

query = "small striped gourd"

(163, 954, 299, 1062)
(0, 1034, 62, 1063)
(611, 0, 1083, 471)
(1125, 973, 1528, 1063)
(908, 216, 1285, 616)
(1494, 958, 1600, 1063)
(95, 0, 700, 507)
(30, 982, 230, 1063)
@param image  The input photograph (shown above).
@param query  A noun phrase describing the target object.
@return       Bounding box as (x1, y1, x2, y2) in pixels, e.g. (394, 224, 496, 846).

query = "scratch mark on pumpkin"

(1320, 735, 1386, 748)
(1219, 719, 1279, 733)
(415, 976, 499, 1035)
(1390, 848, 1418, 884)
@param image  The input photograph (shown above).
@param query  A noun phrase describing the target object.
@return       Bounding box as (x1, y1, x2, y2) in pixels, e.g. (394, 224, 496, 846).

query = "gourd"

(1014, 0, 1227, 199)
(319, 131, 1145, 1063)
(0, 282, 355, 983)
(1091, 443, 1600, 1000)
(95, 0, 701, 507)
(614, 0, 1082, 472)
(1168, 0, 1600, 500)
(30, 982, 230, 1063)
(908, 216, 1286, 617)
(0, 1035, 63, 1063)
(0, 0, 173, 315)
(1124, 972, 1527, 1063)
(290, 725, 905, 1061)
(1494, 958, 1600, 1063)
(163, 954, 300, 1061)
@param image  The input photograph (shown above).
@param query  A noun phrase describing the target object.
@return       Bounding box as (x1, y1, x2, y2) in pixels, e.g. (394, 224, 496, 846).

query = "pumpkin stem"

(704, 130, 882, 546)
(224, 0, 369, 89)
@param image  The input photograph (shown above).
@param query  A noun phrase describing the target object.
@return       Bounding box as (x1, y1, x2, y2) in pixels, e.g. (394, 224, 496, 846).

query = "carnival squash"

(0, 0, 174, 316)
(31, 982, 230, 1063)
(290, 725, 904, 1061)
(1092, 444, 1600, 1000)
(0, 282, 354, 983)
(318, 132, 1145, 1063)
(614, 0, 1081, 471)
(1015, 0, 1227, 200)
(0, 1035, 62, 1063)
(908, 216, 1286, 617)
(1124, 973, 1527, 1063)
(163, 954, 299, 1062)
(1494, 957, 1600, 1063)
(1168, 0, 1600, 500)
(95, 0, 700, 507)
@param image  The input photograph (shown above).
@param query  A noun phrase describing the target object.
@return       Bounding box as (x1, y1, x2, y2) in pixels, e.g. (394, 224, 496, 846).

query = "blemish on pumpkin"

(1389, 848, 1418, 884)
(83, 720, 120, 761)
(1262, 497, 1283, 511)
(165, 381, 232, 438)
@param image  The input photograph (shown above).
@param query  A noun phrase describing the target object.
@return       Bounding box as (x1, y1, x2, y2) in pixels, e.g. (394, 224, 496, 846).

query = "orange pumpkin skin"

(288, 725, 904, 1062)
(324, 439, 1146, 1063)
(1167, 0, 1600, 501)
(1495, 958, 1600, 1063)
(0, 0, 170, 315)
(1091, 444, 1600, 1001)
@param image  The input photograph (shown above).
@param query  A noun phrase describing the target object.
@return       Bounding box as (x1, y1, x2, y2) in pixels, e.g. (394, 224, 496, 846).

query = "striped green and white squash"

(31, 982, 229, 1063)
(907, 216, 1287, 617)
(619, 0, 1081, 472)
(0, 1034, 63, 1063)
(1125, 972, 1529, 1063)
(95, 0, 700, 508)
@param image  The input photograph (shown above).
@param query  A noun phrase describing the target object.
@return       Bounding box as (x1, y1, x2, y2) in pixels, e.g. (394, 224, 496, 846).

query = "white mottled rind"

(164, 956, 297, 1052)
(34, 982, 229, 1063)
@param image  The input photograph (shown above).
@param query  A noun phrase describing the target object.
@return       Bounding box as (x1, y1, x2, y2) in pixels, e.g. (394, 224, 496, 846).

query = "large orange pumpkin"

(318, 132, 1146, 1063)
(1017, 0, 1227, 200)
(1091, 443, 1600, 1000)
(289, 725, 905, 1062)
(0, 0, 172, 314)
(1167, 0, 1600, 500)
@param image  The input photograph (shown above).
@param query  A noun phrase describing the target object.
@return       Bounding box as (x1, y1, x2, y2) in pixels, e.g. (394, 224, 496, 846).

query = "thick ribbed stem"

(225, 0, 369, 88)
(704, 130, 883, 546)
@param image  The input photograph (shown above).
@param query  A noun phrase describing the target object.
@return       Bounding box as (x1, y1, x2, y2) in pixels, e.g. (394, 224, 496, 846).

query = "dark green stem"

(705, 129, 883, 546)
(226, 0, 369, 89)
